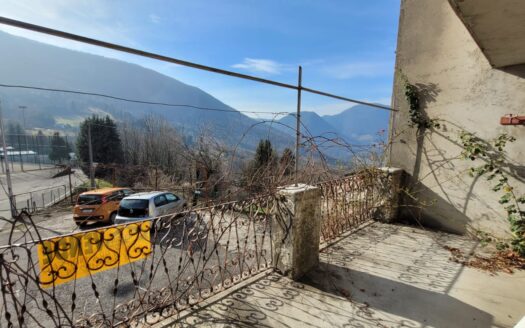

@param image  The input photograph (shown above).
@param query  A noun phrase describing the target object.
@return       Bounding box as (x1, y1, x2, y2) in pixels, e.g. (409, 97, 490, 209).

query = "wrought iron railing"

(0, 172, 389, 327)
(317, 170, 383, 242)
(0, 196, 276, 327)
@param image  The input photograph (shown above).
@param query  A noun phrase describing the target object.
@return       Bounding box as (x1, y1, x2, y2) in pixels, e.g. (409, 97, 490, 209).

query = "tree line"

(74, 114, 297, 198)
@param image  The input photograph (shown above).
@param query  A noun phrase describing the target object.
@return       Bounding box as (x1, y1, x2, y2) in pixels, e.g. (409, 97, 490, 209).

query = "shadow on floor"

(165, 223, 493, 328)
(302, 262, 493, 328)
(171, 274, 308, 328)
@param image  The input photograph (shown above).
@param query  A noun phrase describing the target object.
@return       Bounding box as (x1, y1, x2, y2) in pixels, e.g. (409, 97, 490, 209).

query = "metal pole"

(31, 135, 36, 165)
(0, 147, 4, 173)
(294, 66, 302, 185)
(23, 132, 29, 168)
(68, 167, 73, 204)
(17, 134, 24, 171)
(155, 166, 158, 190)
(36, 134, 42, 169)
(0, 101, 17, 218)
(88, 123, 95, 189)
(0, 17, 397, 112)
(19, 106, 26, 130)
(65, 135, 70, 166)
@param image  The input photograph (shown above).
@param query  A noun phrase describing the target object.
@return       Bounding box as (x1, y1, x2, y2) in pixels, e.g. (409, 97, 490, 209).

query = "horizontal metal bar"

(0, 16, 297, 90)
(301, 87, 396, 111)
(0, 16, 395, 112)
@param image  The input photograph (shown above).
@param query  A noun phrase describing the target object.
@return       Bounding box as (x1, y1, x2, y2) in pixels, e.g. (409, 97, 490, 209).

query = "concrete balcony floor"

(154, 222, 525, 328)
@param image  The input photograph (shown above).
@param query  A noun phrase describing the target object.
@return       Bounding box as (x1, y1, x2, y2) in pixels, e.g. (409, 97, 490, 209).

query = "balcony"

(159, 222, 525, 328)
(1, 169, 524, 327)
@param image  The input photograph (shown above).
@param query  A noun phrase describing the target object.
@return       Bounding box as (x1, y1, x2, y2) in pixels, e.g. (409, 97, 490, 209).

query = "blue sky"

(1, 0, 400, 118)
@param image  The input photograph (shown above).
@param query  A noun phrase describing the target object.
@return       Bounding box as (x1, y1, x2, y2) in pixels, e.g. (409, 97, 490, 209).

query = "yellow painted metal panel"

(37, 221, 152, 287)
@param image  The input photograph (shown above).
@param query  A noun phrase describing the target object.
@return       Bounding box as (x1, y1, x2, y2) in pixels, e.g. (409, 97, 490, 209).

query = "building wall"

(389, 0, 525, 237)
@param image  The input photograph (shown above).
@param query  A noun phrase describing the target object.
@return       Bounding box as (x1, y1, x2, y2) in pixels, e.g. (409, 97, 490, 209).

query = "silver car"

(115, 191, 186, 224)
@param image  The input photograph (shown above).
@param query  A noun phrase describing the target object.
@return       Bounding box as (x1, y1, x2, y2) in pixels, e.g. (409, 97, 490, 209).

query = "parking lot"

(0, 205, 90, 244)
(0, 167, 86, 224)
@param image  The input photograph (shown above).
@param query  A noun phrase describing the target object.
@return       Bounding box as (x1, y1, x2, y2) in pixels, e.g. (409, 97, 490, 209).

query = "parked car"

(115, 191, 186, 224)
(73, 187, 134, 226)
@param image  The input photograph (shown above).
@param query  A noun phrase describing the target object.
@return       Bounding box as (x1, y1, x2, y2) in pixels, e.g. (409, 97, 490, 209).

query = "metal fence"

(0, 172, 390, 327)
(0, 195, 276, 327)
(318, 170, 383, 242)
(1, 133, 74, 173)
(12, 184, 74, 214)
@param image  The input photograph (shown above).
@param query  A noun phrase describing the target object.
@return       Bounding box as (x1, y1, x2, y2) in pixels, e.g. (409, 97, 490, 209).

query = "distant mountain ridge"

(276, 105, 390, 145)
(0, 31, 292, 150)
(0, 31, 390, 159)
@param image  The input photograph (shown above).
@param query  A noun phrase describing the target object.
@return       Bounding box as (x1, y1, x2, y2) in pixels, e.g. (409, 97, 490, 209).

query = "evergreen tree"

(254, 139, 276, 170)
(48, 132, 70, 163)
(76, 115, 123, 167)
(243, 139, 278, 192)
(279, 147, 295, 176)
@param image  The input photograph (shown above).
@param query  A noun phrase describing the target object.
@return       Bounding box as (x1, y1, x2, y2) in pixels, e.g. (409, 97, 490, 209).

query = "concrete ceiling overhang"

(449, 0, 525, 68)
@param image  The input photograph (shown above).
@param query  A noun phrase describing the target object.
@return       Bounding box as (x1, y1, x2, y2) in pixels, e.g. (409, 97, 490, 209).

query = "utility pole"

(0, 101, 17, 218)
(155, 166, 158, 190)
(0, 151, 4, 174)
(87, 123, 96, 189)
(17, 134, 24, 172)
(18, 106, 26, 130)
(294, 66, 302, 185)
(68, 166, 73, 204)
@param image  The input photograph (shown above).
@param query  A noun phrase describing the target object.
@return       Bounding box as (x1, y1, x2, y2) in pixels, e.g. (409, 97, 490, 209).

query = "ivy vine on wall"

(400, 73, 440, 129)
(460, 131, 525, 256)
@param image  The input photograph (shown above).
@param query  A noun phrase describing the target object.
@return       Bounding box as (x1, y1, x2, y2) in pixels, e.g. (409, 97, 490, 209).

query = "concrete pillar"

(374, 167, 404, 223)
(272, 184, 321, 280)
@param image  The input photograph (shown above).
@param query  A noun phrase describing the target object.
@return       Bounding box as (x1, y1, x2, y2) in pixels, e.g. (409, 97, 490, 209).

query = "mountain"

(323, 105, 390, 144)
(275, 112, 340, 139)
(0, 31, 293, 151)
(271, 105, 390, 161)
(276, 105, 390, 145)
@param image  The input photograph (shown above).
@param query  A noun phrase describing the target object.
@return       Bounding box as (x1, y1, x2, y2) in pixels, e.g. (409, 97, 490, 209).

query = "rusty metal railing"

(317, 170, 382, 242)
(0, 195, 277, 327)
(0, 172, 387, 327)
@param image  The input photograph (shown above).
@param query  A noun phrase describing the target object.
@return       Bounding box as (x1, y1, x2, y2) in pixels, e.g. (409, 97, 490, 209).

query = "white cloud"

(149, 14, 161, 24)
(232, 58, 285, 75)
(322, 61, 393, 79)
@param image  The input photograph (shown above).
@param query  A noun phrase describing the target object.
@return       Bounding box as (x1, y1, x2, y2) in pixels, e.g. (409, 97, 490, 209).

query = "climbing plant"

(460, 131, 525, 256)
(400, 73, 440, 129)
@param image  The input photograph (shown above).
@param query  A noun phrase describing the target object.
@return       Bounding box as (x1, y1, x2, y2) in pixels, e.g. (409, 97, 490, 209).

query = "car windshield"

(166, 193, 178, 202)
(77, 194, 102, 205)
(118, 199, 149, 217)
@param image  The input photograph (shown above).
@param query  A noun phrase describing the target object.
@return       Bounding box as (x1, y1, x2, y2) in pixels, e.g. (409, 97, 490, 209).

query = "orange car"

(73, 187, 134, 226)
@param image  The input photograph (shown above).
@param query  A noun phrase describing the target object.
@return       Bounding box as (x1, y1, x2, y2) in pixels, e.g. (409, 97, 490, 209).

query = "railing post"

(272, 183, 321, 280)
(375, 167, 405, 223)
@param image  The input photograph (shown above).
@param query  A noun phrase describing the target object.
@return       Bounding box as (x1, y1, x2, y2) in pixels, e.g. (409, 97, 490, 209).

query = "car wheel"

(110, 213, 117, 224)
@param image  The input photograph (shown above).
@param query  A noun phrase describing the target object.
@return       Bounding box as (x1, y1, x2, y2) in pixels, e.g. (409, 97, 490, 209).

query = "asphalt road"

(0, 206, 272, 327)
(0, 167, 86, 223)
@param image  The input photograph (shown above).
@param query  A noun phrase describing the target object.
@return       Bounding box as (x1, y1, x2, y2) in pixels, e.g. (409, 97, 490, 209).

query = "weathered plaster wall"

(389, 0, 525, 237)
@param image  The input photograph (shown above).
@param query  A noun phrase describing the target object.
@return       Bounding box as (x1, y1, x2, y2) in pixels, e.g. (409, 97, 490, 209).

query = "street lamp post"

(1, 100, 17, 218)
